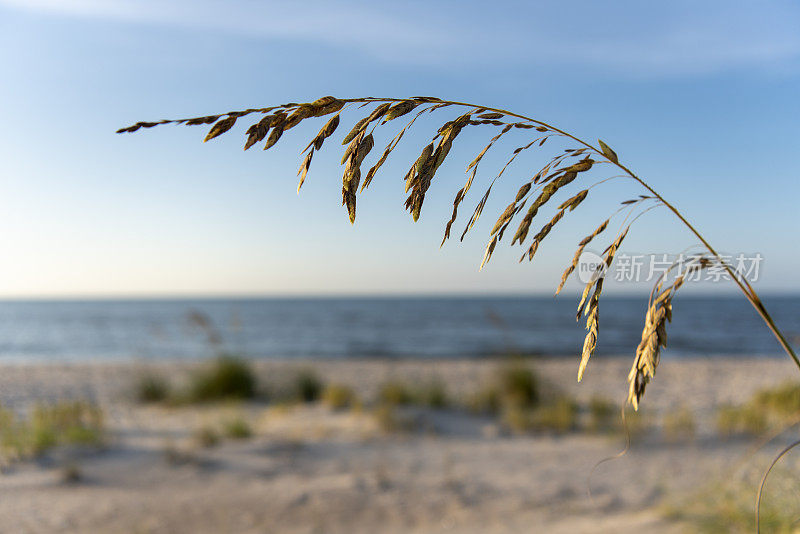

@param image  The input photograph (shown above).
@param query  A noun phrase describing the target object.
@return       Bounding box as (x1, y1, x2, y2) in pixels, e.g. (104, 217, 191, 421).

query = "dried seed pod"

(341, 131, 364, 164)
(480, 235, 498, 270)
(284, 105, 315, 130)
(576, 228, 628, 317)
(471, 119, 504, 126)
(318, 114, 340, 148)
(579, 219, 610, 247)
(414, 143, 434, 174)
(353, 133, 374, 168)
(576, 280, 595, 320)
(496, 202, 523, 243)
(297, 150, 313, 192)
(562, 158, 594, 173)
(578, 280, 603, 381)
(363, 106, 429, 192)
(628, 259, 709, 408)
(263, 122, 285, 150)
(628, 291, 670, 410)
(365, 102, 392, 123)
(441, 188, 465, 245)
(460, 187, 491, 240)
(404, 165, 417, 194)
(384, 101, 418, 121)
(310, 96, 337, 107)
(308, 96, 344, 117)
(402, 137, 444, 222)
(598, 140, 618, 164)
(511, 158, 594, 247)
(524, 208, 567, 261)
(341, 103, 393, 146)
(442, 123, 514, 244)
(342, 117, 369, 145)
(490, 203, 516, 236)
(244, 114, 278, 150)
(557, 189, 589, 212)
(515, 183, 532, 202)
(204, 116, 237, 142)
(341, 168, 361, 224)
(555, 218, 609, 295)
(338, 133, 376, 222)
(184, 115, 220, 127)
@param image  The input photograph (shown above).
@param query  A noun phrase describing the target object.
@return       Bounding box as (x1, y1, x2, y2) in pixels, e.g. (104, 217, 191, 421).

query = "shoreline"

(0, 351, 791, 364)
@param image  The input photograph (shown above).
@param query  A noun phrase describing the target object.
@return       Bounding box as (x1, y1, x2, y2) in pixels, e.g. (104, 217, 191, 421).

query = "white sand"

(0, 356, 797, 533)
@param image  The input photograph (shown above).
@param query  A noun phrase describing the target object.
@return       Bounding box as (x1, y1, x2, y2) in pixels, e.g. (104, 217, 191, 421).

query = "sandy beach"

(0, 356, 798, 533)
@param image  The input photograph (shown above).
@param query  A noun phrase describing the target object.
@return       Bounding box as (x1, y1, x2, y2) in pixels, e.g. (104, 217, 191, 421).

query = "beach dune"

(0, 356, 796, 533)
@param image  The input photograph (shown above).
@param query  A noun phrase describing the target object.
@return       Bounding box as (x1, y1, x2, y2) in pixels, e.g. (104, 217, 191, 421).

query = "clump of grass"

(587, 396, 618, 434)
(292, 369, 323, 403)
(377, 379, 449, 408)
(0, 401, 105, 460)
(662, 405, 696, 442)
(414, 379, 449, 408)
(663, 469, 799, 533)
(222, 417, 253, 439)
(134, 372, 170, 403)
(716, 404, 768, 438)
(33, 402, 105, 455)
(714, 382, 800, 439)
(751, 381, 800, 420)
(34, 401, 105, 447)
(500, 404, 532, 434)
(321, 384, 358, 410)
(532, 397, 579, 434)
(188, 356, 257, 402)
(473, 361, 571, 435)
(0, 407, 21, 457)
(28, 423, 57, 456)
(469, 360, 540, 416)
(377, 381, 414, 406)
(497, 361, 539, 408)
(194, 426, 220, 448)
(499, 397, 578, 435)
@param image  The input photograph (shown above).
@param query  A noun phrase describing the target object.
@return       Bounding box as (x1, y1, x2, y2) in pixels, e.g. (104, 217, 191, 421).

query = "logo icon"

(577, 251, 607, 284)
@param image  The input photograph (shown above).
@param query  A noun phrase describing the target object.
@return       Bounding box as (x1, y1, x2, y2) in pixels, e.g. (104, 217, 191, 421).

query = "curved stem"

(341, 97, 799, 370)
(756, 436, 800, 533)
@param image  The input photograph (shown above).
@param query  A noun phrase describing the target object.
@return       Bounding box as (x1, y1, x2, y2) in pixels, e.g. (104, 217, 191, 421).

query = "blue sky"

(0, 0, 798, 297)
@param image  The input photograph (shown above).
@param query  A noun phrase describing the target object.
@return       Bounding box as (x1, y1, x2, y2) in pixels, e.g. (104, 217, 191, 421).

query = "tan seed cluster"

(119, 96, 687, 408)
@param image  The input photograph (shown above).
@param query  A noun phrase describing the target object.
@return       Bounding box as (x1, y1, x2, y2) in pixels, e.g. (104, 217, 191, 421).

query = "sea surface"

(0, 296, 797, 362)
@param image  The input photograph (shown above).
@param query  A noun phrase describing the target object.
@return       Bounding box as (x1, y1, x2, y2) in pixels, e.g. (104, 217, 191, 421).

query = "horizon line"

(0, 290, 795, 302)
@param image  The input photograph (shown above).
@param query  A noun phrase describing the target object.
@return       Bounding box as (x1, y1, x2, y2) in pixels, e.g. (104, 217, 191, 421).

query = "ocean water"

(0, 296, 797, 362)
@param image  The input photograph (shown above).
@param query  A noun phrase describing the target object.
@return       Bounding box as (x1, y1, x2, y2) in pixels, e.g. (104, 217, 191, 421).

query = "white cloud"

(2, 0, 799, 76)
(0, 0, 451, 53)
